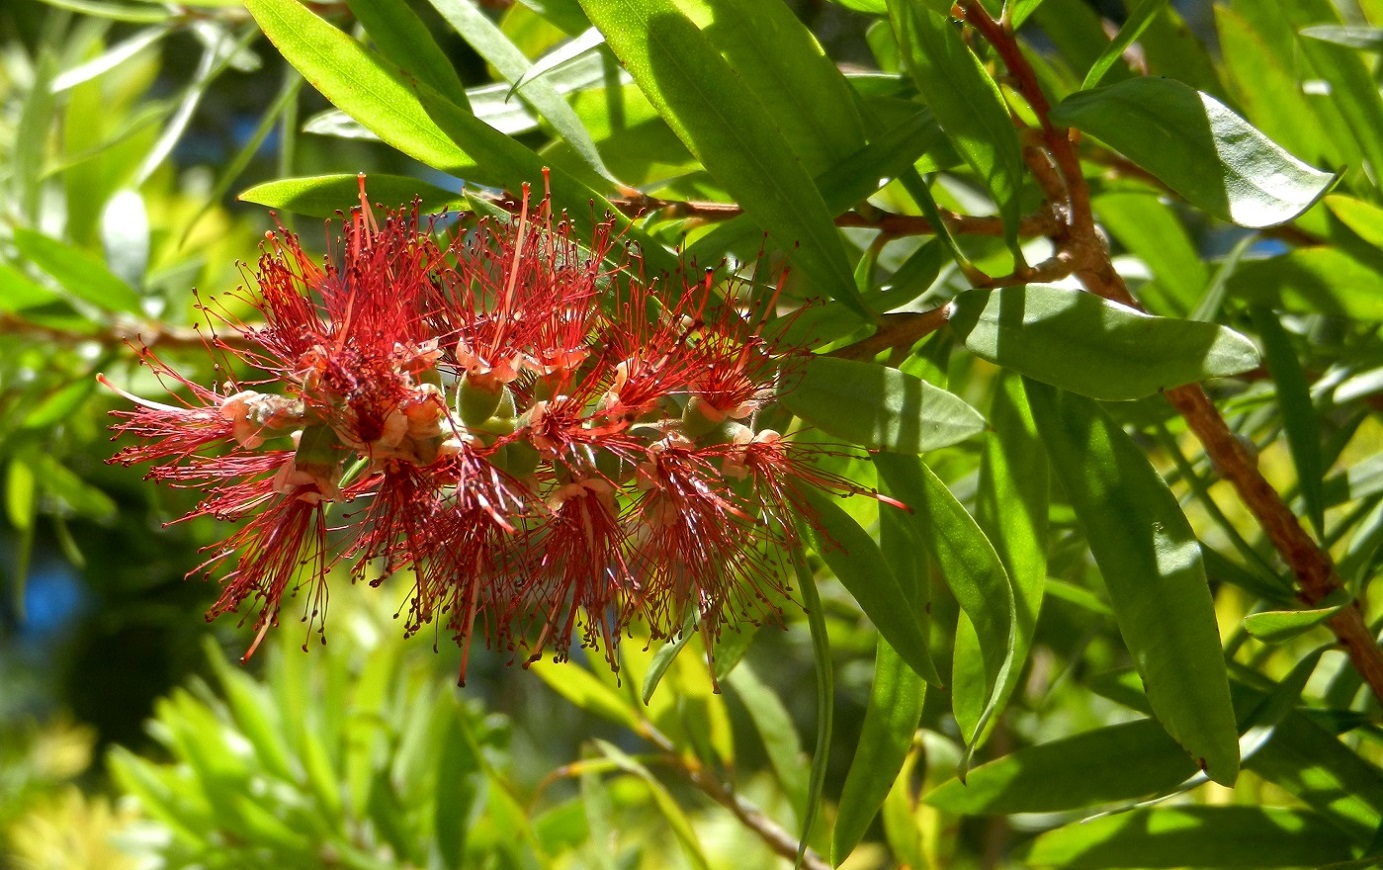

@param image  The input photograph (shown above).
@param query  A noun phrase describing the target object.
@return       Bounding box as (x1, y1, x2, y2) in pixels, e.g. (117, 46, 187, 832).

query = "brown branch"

(937, 1, 1383, 704)
(0, 312, 239, 353)
(830, 306, 951, 361)
(639, 726, 829, 870)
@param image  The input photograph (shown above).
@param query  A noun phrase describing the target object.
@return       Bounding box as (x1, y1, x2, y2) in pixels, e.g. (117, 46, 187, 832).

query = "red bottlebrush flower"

(103, 173, 900, 678)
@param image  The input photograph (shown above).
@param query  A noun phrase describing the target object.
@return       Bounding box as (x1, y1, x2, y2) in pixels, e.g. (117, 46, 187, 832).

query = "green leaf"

(1216, 8, 1348, 172)
(1247, 708, 1383, 842)
(888, 1, 1026, 250)
(244, 0, 474, 173)
(926, 719, 1196, 815)
(426, 0, 615, 182)
(530, 660, 643, 731)
(873, 453, 1014, 773)
(1250, 307, 1324, 537)
(346, 0, 471, 110)
(578, 0, 864, 313)
(833, 638, 925, 864)
(240, 174, 463, 217)
(794, 546, 833, 866)
(947, 285, 1261, 401)
(13, 228, 144, 316)
(0, 263, 65, 312)
(1051, 77, 1338, 228)
(800, 489, 934, 685)
(14, 51, 57, 223)
(1243, 591, 1352, 644)
(1026, 379, 1239, 786)
(780, 356, 985, 453)
(1225, 247, 1383, 319)
(725, 662, 809, 822)
(1285, 1, 1383, 181)
(961, 371, 1047, 750)
(1083, 0, 1166, 89)
(1302, 24, 1383, 52)
(1019, 807, 1353, 868)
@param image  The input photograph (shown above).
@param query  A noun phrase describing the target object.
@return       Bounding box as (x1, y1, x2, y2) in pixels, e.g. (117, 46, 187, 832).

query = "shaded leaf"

(1026, 380, 1239, 785)
(1019, 806, 1353, 868)
(578, 0, 864, 312)
(947, 284, 1260, 401)
(800, 490, 934, 685)
(888, 1, 1025, 249)
(833, 638, 925, 863)
(874, 453, 1014, 773)
(780, 356, 985, 453)
(926, 719, 1195, 815)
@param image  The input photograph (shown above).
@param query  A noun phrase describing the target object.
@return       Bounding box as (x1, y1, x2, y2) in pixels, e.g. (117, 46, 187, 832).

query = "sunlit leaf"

(1051, 77, 1338, 227)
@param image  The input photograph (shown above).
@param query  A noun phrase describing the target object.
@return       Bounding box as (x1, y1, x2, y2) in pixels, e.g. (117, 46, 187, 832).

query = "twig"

(944, 0, 1383, 705)
(640, 725, 829, 870)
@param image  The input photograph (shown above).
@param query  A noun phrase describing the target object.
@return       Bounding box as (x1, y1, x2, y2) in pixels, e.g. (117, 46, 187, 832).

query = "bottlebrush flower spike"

(102, 172, 901, 682)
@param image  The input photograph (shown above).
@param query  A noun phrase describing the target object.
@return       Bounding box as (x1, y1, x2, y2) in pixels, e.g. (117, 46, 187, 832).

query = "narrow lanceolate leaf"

(240, 174, 463, 217)
(1082, 0, 1166, 88)
(578, 0, 864, 314)
(800, 490, 934, 685)
(13, 228, 144, 316)
(926, 719, 1196, 815)
(1250, 308, 1325, 538)
(345, 0, 471, 110)
(244, 0, 474, 174)
(888, 1, 1026, 251)
(1025, 379, 1239, 786)
(1243, 590, 1352, 644)
(1019, 807, 1352, 868)
(671, 0, 866, 176)
(426, 0, 616, 183)
(960, 372, 1047, 750)
(874, 453, 1014, 775)
(1226, 247, 1383, 320)
(947, 285, 1260, 401)
(833, 638, 925, 864)
(780, 356, 985, 453)
(1051, 77, 1338, 228)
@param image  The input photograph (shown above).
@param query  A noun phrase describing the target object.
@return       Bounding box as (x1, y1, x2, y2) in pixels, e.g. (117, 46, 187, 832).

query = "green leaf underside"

(239, 174, 463, 217)
(780, 356, 985, 453)
(801, 489, 934, 686)
(1025, 379, 1239, 785)
(926, 719, 1196, 815)
(1019, 806, 1353, 868)
(1051, 76, 1337, 228)
(578, 0, 864, 314)
(947, 284, 1260, 401)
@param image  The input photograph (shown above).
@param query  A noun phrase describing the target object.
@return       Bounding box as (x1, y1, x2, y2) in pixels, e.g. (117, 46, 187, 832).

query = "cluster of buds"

(102, 174, 876, 682)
